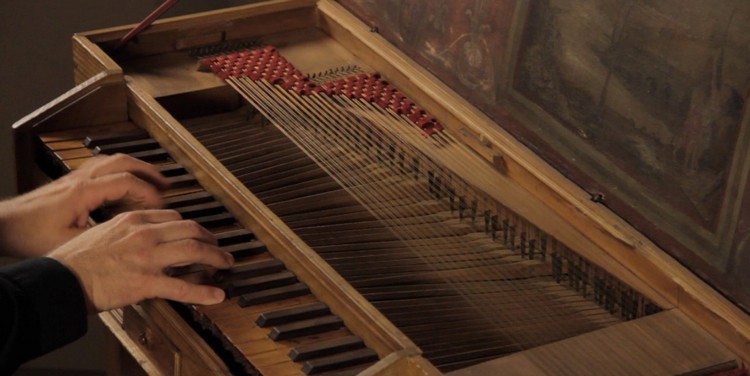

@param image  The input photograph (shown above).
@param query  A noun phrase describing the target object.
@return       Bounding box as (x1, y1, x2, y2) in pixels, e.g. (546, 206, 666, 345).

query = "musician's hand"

(0, 154, 169, 258)
(47, 209, 233, 311)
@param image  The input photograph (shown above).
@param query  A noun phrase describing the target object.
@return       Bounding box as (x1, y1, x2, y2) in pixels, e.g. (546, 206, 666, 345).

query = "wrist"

(47, 253, 98, 313)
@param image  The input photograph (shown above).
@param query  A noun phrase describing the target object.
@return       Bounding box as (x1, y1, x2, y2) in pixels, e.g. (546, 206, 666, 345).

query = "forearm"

(0, 257, 88, 374)
(0, 199, 22, 258)
(0, 184, 85, 259)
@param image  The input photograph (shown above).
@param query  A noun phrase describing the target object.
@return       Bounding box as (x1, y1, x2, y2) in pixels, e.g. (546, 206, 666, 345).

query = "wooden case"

(12, 0, 750, 374)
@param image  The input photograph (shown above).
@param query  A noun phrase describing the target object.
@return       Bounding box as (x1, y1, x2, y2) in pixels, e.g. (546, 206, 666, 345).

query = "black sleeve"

(0, 257, 88, 374)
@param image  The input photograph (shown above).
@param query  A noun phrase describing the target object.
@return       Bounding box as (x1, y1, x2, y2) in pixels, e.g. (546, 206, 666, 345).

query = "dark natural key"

(129, 148, 169, 162)
(257, 301, 330, 327)
(192, 212, 235, 228)
(289, 335, 364, 361)
(268, 315, 343, 341)
(301, 348, 378, 375)
(83, 132, 148, 148)
(213, 259, 284, 283)
(238, 283, 309, 307)
(93, 138, 159, 155)
(225, 271, 297, 298)
(165, 191, 214, 208)
(221, 240, 267, 259)
(165, 174, 198, 188)
(216, 229, 255, 246)
(158, 163, 187, 177)
(175, 201, 225, 219)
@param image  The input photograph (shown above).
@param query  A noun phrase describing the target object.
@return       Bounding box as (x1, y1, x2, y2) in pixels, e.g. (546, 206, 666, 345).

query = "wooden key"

(175, 201, 225, 218)
(301, 348, 378, 374)
(164, 191, 214, 208)
(93, 138, 160, 155)
(55, 148, 95, 160)
(192, 212, 235, 228)
(289, 335, 364, 361)
(225, 271, 298, 298)
(165, 174, 198, 189)
(221, 240, 268, 259)
(83, 131, 148, 148)
(157, 163, 187, 177)
(129, 148, 169, 162)
(216, 229, 255, 246)
(268, 315, 343, 341)
(238, 283, 310, 307)
(257, 301, 330, 328)
(213, 259, 284, 283)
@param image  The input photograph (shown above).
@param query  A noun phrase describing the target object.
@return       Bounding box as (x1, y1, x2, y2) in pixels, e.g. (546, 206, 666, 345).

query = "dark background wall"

(0, 1, 257, 373)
